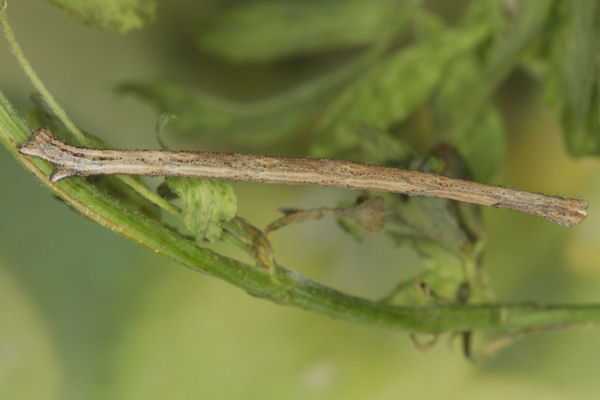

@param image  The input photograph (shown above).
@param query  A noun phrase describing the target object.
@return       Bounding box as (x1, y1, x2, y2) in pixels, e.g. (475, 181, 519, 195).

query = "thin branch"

(19, 129, 588, 227)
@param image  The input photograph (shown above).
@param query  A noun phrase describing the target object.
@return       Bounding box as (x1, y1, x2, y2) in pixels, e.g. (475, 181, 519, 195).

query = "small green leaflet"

(165, 178, 237, 243)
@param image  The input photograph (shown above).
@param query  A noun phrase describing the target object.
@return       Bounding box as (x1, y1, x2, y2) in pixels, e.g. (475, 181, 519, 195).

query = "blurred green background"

(1, 0, 600, 399)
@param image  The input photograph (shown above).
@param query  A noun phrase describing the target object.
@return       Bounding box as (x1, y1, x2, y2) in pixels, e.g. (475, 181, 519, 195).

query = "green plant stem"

(2, 91, 600, 333)
(0, 8, 180, 218)
(0, 8, 88, 146)
(119, 175, 182, 216)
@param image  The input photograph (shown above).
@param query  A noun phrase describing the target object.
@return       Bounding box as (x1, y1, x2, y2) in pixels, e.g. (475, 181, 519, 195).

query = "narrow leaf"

(484, 0, 555, 86)
(118, 50, 375, 144)
(547, 0, 600, 156)
(46, 0, 156, 32)
(166, 177, 237, 243)
(198, 0, 411, 62)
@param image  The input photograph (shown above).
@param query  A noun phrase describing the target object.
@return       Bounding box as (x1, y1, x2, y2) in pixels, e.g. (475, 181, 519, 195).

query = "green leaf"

(165, 178, 237, 243)
(386, 147, 484, 256)
(46, 0, 156, 32)
(384, 195, 473, 259)
(380, 146, 488, 304)
(387, 243, 468, 307)
(347, 125, 413, 166)
(383, 198, 476, 306)
(457, 107, 505, 182)
(117, 50, 375, 144)
(310, 19, 490, 157)
(446, 0, 554, 156)
(431, 57, 506, 182)
(546, 0, 600, 156)
(198, 0, 411, 62)
(484, 0, 555, 86)
(411, 8, 445, 41)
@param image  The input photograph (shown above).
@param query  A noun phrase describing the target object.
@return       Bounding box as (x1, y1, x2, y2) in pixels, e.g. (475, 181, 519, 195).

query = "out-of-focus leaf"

(383, 147, 483, 256)
(380, 146, 488, 305)
(165, 178, 237, 243)
(310, 19, 490, 157)
(546, 0, 600, 156)
(46, 0, 156, 32)
(117, 50, 375, 144)
(431, 57, 506, 182)
(447, 0, 554, 151)
(25, 94, 107, 148)
(198, 0, 412, 62)
(25, 95, 161, 218)
(326, 125, 412, 167)
(411, 8, 444, 41)
(384, 195, 472, 258)
(386, 242, 468, 306)
(457, 107, 505, 182)
(484, 0, 555, 86)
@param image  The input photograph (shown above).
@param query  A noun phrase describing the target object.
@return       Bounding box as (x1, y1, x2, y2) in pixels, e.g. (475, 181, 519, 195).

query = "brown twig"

(18, 129, 588, 227)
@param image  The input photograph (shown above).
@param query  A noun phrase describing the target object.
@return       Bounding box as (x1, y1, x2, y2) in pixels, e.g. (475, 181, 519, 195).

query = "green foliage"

(3, 0, 600, 350)
(484, 0, 555, 87)
(46, 0, 156, 32)
(431, 56, 506, 182)
(197, 0, 410, 62)
(117, 0, 416, 145)
(11, 90, 595, 334)
(165, 177, 237, 243)
(115, 0, 575, 310)
(117, 51, 374, 144)
(546, 0, 600, 156)
(310, 18, 490, 157)
(381, 148, 487, 304)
